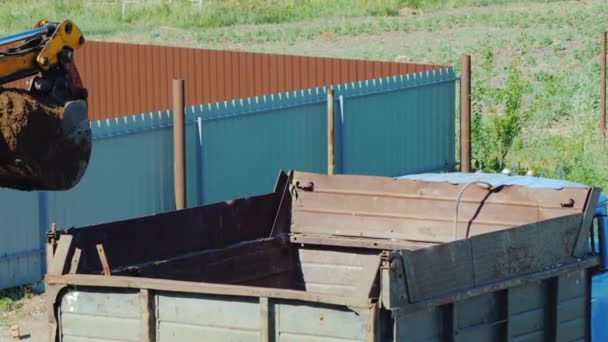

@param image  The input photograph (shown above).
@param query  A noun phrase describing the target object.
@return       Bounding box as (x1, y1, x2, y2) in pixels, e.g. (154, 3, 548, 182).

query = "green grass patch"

(0, 0, 568, 37)
(0, 285, 35, 319)
(403, 0, 566, 10)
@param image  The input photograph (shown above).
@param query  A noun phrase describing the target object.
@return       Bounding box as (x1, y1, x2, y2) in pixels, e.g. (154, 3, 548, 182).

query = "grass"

(0, 285, 35, 321)
(0, 0, 564, 37)
(2, 0, 608, 189)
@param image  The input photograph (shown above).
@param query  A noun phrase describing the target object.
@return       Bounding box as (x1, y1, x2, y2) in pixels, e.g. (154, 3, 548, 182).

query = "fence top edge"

(89, 66, 456, 137)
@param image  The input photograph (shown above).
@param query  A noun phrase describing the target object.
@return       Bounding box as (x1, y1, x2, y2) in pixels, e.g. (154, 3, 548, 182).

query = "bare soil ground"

(0, 294, 47, 342)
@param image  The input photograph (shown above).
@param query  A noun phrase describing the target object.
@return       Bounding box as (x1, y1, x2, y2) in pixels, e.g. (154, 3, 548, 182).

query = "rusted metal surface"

(10, 41, 445, 120)
(290, 233, 435, 250)
(61, 171, 290, 274)
(58, 235, 381, 301)
(401, 238, 474, 302)
(472, 214, 583, 282)
(288, 171, 598, 302)
(114, 237, 295, 289)
(386, 257, 598, 315)
(290, 171, 592, 244)
(44, 170, 602, 341)
(401, 214, 584, 302)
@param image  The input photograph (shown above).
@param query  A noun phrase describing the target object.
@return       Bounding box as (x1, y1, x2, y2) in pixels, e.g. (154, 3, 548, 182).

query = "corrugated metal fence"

(77, 42, 443, 120)
(0, 67, 457, 289)
(7, 41, 443, 120)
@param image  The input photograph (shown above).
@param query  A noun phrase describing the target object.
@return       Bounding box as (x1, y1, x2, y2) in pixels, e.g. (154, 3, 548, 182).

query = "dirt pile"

(0, 88, 91, 191)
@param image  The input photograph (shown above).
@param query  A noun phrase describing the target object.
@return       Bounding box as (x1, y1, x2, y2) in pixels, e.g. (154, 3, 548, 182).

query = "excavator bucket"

(0, 20, 92, 191)
(0, 89, 91, 191)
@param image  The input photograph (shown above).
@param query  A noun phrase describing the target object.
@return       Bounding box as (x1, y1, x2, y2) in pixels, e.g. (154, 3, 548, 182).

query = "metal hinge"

(380, 253, 409, 310)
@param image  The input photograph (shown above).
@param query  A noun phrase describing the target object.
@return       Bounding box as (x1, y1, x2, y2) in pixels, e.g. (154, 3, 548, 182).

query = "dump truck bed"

(44, 171, 602, 341)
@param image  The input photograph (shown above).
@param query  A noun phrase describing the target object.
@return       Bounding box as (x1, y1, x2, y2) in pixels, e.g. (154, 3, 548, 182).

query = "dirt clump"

(0, 88, 91, 191)
(398, 7, 421, 17)
(0, 89, 64, 149)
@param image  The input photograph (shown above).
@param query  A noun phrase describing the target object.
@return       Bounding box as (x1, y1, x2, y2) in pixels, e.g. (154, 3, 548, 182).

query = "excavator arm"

(0, 20, 87, 101)
(0, 20, 91, 191)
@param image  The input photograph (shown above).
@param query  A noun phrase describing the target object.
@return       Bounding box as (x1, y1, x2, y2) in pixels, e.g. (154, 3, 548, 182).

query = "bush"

(472, 56, 529, 172)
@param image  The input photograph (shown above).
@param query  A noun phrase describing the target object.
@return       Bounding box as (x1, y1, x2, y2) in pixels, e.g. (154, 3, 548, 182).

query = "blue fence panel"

(0, 190, 43, 289)
(47, 112, 176, 229)
(196, 90, 328, 203)
(336, 68, 457, 176)
(0, 67, 458, 289)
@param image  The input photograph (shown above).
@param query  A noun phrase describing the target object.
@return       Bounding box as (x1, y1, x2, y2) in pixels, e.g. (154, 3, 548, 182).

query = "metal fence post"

(197, 116, 205, 206)
(339, 94, 345, 174)
(601, 32, 607, 142)
(327, 88, 335, 175)
(38, 191, 49, 276)
(173, 80, 186, 210)
(460, 55, 472, 173)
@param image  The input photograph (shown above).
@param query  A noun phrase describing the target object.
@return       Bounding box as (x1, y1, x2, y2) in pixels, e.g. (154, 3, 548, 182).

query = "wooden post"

(173, 80, 186, 210)
(46, 222, 57, 273)
(96, 244, 111, 276)
(139, 289, 156, 342)
(46, 235, 73, 275)
(601, 32, 607, 142)
(327, 88, 335, 175)
(460, 55, 472, 173)
(10, 325, 20, 341)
